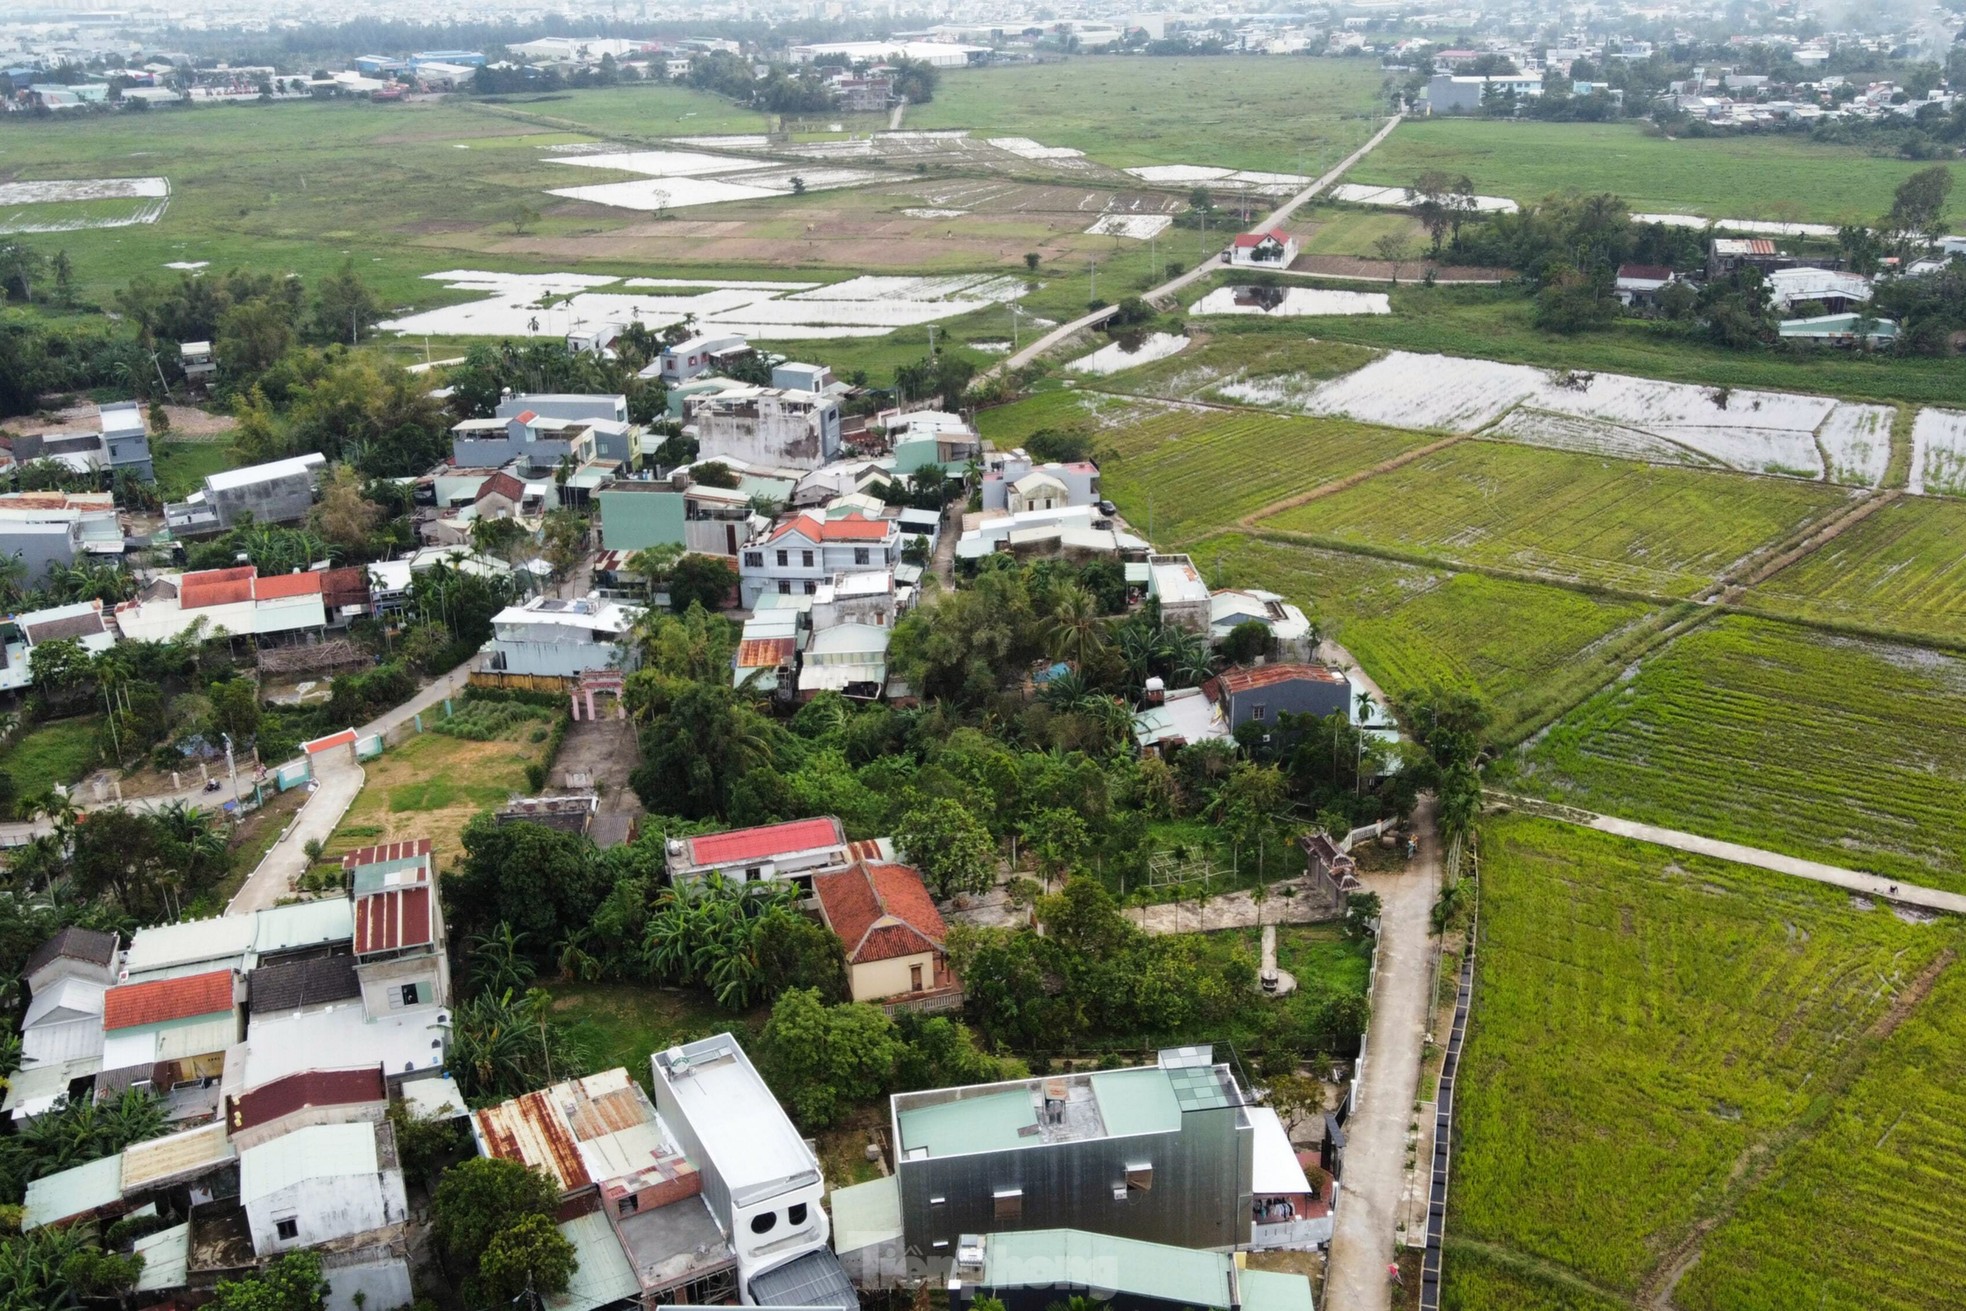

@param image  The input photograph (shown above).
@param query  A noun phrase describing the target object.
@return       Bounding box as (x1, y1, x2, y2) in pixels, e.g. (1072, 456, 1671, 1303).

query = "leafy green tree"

(630, 680, 782, 819)
(311, 259, 383, 345)
(61, 1247, 145, 1297)
(208, 1250, 329, 1310)
(447, 814, 611, 946)
(1021, 807, 1091, 885)
(758, 989, 903, 1129)
(1218, 619, 1272, 665)
(208, 677, 262, 747)
(433, 1157, 572, 1305)
(667, 553, 737, 612)
(1883, 164, 1953, 249)
(895, 796, 997, 898)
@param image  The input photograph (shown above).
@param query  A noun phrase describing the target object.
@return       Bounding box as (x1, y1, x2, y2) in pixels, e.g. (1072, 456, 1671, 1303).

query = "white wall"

(249, 1171, 407, 1252)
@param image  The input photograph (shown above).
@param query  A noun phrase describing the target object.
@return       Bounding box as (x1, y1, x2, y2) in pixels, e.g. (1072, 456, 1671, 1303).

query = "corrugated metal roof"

(153, 1013, 241, 1062)
(472, 1068, 674, 1195)
(252, 898, 354, 954)
(120, 1122, 235, 1191)
(343, 838, 433, 870)
(132, 1222, 190, 1293)
(22, 1152, 123, 1229)
(124, 915, 255, 975)
(354, 886, 433, 955)
(982, 1229, 1239, 1310)
(684, 817, 843, 868)
(228, 1065, 387, 1131)
(239, 1121, 379, 1201)
(545, 1212, 641, 1311)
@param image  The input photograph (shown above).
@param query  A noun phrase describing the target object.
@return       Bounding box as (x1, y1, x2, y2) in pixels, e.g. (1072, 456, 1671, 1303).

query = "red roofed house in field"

(344, 840, 451, 1017)
(665, 816, 851, 894)
(738, 510, 901, 606)
(1227, 229, 1298, 267)
(813, 860, 959, 1009)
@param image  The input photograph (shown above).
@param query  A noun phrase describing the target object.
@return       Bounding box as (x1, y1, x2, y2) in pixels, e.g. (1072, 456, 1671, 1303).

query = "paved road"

(1325, 795, 1442, 1311)
(994, 115, 1404, 376)
(1491, 795, 1966, 915)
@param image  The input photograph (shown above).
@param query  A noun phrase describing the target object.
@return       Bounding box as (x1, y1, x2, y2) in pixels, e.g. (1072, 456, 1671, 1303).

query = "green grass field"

(1744, 494, 1966, 649)
(1351, 119, 1961, 226)
(911, 55, 1389, 175)
(1093, 409, 1429, 544)
(1263, 439, 1850, 598)
(1674, 960, 1966, 1311)
(150, 439, 241, 500)
(0, 716, 103, 802)
(1279, 284, 1966, 409)
(548, 979, 748, 1088)
(1449, 816, 1962, 1305)
(1189, 534, 1678, 744)
(1518, 615, 1966, 891)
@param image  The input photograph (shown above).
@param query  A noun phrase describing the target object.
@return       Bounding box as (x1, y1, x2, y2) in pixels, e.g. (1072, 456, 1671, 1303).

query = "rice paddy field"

(1190, 534, 1677, 744)
(1091, 408, 1431, 544)
(1261, 439, 1851, 597)
(1516, 615, 1966, 893)
(1073, 330, 1380, 404)
(1743, 494, 1966, 649)
(1449, 816, 1965, 1309)
(909, 55, 1390, 175)
(1347, 119, 1962, 226)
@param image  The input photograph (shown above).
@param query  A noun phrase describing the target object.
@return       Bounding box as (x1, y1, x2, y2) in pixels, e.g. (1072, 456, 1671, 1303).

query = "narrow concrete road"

(227, 755, 364, 913)
(1325, 795, 1442, 1311)
(1489, 794, 1966, 915)
(994, 115, 1404, 375)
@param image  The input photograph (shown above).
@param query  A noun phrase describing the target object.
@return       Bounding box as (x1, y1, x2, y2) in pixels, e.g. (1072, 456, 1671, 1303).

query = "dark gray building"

(163, 453, 326, 537)
(1206, 663, 1352, 734)
(889, 1048, 1256, 1263)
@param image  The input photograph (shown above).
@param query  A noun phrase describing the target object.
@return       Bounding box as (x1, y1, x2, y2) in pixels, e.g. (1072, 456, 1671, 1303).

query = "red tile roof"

(343, 838, 433, 870)
(769, 513, 893, 544)
(178, 566, 256, 610)
(477, 472, 528, 505)
(814, 860, 946, 964)
(684, 816, 844, 868)
(355, 886, 434, 955)
(252, 571, 323, 600)
(1232, 229, 1290, 248)
(103, 969, 235, 1030)
(227, 1066, 387, 1133)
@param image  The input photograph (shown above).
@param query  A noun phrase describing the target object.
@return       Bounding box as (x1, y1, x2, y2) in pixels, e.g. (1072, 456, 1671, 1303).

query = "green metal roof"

(546, 1211, 640, 1311)
(898, 1087, 1036, 1157)
(1089, 1068, 1184, 1138)
(828, 1175, 903, 1253)
(22, 1152, 123, 1229)
(1243, 1267, 1317, 1311)
(1164, 1062, 1242, 1112)
(982, 1229, 1236, 1308)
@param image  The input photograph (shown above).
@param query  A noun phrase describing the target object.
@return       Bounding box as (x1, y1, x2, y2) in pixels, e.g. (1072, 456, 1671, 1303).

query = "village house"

(1206, 663, 1354, 735)
(689, 385, 844, 471)
(0, 600, 117, 694)
(1208, 588, 1314, 661)
(1146, 554, 1212, 634)
(651, 332, 753, 383)
(1613, 264, 1678, 309)
(0, 489, 122, 564)
(739, 511, 901, 608)
(596, 472, 761, 563)
(1225, 229, 1299, 267)
(812, 858, 959, 1008)
(164, 453, 328, 537)
(980, 454, 1101, 514)
(665, 815, 854, 893)
(947, 1228, 1315, 1311)
(481, 595, 642, 680)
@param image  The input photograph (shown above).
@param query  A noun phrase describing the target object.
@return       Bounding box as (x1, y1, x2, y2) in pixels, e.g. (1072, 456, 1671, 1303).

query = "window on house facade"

(778, 582, 792, 596)
(801, 550, 814, 567)
(619, 1194, 640, 1216)
(744, 551, 763, 568)
(275, 1218, 299, 1241)
(397, 983, 420, 1008)
(776, 550, 789, 567)
(804, 581, 818, 595)
(1251, 704, 1268, 721)
(854, 548, 870, 565)
(788, 1203, 808, 1226)
(993, 1189, 1023, 1221)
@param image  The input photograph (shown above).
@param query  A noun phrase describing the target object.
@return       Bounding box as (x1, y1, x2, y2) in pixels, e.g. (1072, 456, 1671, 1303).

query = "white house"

(1227, 229, 1299, 267)
(483, 595, 642, 678)
(1765, 267, 1872, 313)
(1209, 588, 1314, 660)
(980, 455, 1101, 512)
(654, 333, 752, 383)
(650, 1035, 854, 1307)
(689, 386, 843, 471)
(1147, 554, 1211, 634)
(239, 1121, 408, 1252)
(738, 512, 900, 607)
(665, 816, 851, 893)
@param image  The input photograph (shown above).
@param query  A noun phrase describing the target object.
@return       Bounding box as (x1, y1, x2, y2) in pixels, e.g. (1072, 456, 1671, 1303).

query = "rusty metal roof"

(472, 1068, 674, 1195)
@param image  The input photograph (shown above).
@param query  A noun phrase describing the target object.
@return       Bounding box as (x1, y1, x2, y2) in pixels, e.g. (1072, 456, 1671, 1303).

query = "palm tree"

(468, 923, 536, 995)
(1355, 689, 1377, 724)
(1046, 583, 1107, 670)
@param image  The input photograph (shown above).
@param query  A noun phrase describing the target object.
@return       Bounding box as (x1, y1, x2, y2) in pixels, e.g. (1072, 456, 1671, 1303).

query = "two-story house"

(482, 595, 642, 680)
(689, 386, 842, 470)
(981, 455, 1100, 513)
(738, 512, 900, 607)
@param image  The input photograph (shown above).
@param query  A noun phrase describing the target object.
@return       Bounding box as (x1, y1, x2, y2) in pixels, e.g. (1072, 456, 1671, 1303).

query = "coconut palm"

(1046, 582, 1107, 670)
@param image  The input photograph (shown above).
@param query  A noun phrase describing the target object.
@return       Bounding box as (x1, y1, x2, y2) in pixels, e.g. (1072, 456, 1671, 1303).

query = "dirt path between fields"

(1713, 488, 1902, 600)
(1237, 433, 1470, 530)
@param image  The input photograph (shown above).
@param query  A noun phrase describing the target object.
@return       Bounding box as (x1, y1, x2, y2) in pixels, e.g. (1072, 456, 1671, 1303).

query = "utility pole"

(1089, 259, 1098, 301)
(223, 733, 240, 812)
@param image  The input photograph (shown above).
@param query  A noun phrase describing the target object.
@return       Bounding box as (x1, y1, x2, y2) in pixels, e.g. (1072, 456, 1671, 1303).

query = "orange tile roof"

(252, 571, 323, 600)
(813, 860, 946, 964)
(768, 513, 893, 544)
(178, 566, 256, 609)
(684, 817, 843, 868)
(103, 969, 234, 1031)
